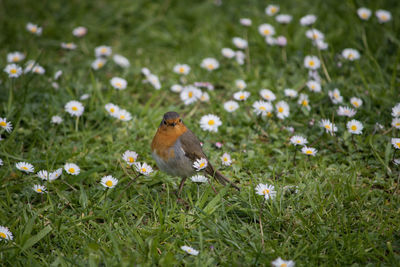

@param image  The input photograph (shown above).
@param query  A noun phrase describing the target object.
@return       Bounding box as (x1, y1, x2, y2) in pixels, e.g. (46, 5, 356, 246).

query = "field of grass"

(1, 0, 400, 265)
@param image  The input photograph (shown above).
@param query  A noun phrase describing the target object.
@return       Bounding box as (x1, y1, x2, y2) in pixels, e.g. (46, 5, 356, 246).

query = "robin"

(151, 111, 239, 196)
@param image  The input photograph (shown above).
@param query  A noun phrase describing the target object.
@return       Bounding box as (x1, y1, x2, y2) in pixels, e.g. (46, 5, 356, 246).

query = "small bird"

(151, 111, 239, 196)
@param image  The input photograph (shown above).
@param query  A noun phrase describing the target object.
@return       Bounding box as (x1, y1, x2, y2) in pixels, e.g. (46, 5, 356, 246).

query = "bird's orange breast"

(151, 124, 188, 160)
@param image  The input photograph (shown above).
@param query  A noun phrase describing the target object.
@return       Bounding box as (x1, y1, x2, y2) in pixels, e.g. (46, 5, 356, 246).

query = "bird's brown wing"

(179, 130, 208, 163)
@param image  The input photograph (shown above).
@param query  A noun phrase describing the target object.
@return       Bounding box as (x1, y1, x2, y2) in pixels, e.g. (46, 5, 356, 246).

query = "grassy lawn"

(0, 0, 399, 265)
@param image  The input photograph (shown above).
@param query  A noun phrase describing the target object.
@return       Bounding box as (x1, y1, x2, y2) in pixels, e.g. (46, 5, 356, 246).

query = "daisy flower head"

(0, 226, 13, 241)
(284, 89, 298, 98)
(16, 162, 34, 173)
(33, 184, 46, 194)
(7, 52, 25, 63)
(320, 119, 338, 135)
(224, 100, 239, 112)
(190, 174, 208, 183)
(122, 150, 138, 165)
(61, 42, 77, 50)
(113, 54, 130, 68)
(260, 89, 276, 102)
(306, 80, 321, 93)
(275, 101, 290, 119)
(276, 36, 287, 47)
(328, 88, 343, 104)
(49, 168, 62, 181)
(146, 74, 162, 90)
(116, 109, 132, 121)
(221, 48, 236, 58)
(54, 70, 62, 80)
(392, 103, 400, 117)
(265, 4, 279, 16)
(0, 118, 13, 133)
(170, 84, 182, 93)
(100, 175, 118, 189)
(180, 85, 202, 105)
(235, 79, 247, 90)
(271, 257, 295, 267)
(255, 183, 276, 200)
(233, 91, 250, 101)
(266, 36, 277, 46)
(0, 159, 3, 166)
(392, 118, 400, 129)
(350, 97, 363, 108)
(110, 77, 127, 90)
(199, 91, 210, 102)
(347, 119, 363, 134)
(306, 29, 324, 41)
(65, 100, 84, 117)
(181, 245, 199, 256)
(91, 58, 107, 70)
(193, 158, 208, 171)
(32, 65, 45, 75)
(337, 106, 356, 117)
(173, 64, 190, 75)
(300, 14, 317, 26)
(391, 138, 400, 149)
(105, 103, 120, 117)
(80, 94, 90, 100)
(232, 37, 248, 49)
(276, 14, 292, 24)
(220, 153, 232, 166)
(64, 163, 80, 175)
(200, 58, 219, 71)
(200, 114, 222, 132)
(258, 24, 275, 37)
(37, 170, 49, 180)
(301, 146, 317, 156)
(342, 48, 360, 61)
(298, 93, 310, 110)
(134, 162, 153, 176)
(4, 64, 22, 78)
(376, 10, 392, 23)
(240, 18, 252, 26)
(357, 7, 372, 20)
(72, 26, 87, 37)
(26, 22, 42, 35)
(24, 60, 36, 73)
(253, 101, 273, 117)
(314, 39, 329, 50)
(95, 45, 112, 57)
(304, 55, 321, 70)
(236, 51, 245, 65)
(290, 135, 308, 146)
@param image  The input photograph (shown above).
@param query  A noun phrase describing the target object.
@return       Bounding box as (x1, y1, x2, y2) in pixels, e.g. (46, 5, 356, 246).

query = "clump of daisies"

(104, 103, 132, 122)
(200, 114, 222, 132)
(37, 168, 62, 181)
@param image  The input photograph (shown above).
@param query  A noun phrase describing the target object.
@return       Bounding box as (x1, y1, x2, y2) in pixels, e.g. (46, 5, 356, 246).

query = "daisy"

(301, 146, 317, 156)
(265, 4, 279, 16)
(220, 153, 232, 166)
(258, 24, 275, 37)
(328, 88, 343, 104)
(320, 119, 338, 135)
(100, 175, 118, 189)
(284, 89, 298, 98)
(7, 52, 25, 63)
(253, 101, 273, 117)
(0, 159, 3, 166)
(167, 85, 181, 93)
(200, 58, 219, 71)
(146, 74, 162, 90)
(193, 158, 208, 171)
(80, 94, 90, 100)
(392, 103, 400, 117)
(26, 22, 42, 35)
(276, 36, 287, 46)
(392, 118, 400, 129)
(16, 162, 34, 173)
(72, 26, 87, 37)
(266, 37, 277, 46)
(337, 106, 356, 117)
(235, 79, 247, 90)
(141, 67, 151, 76)
(0, 118, 13, 133)
(350, 97, 363, 108)
(64, 163, 80, 175)
(298, 93, 310, 110)
(122, 150, 138, 165)
(181, 245, 199, 256)
(347, 119, 363, 134)
(95, 45, 112, 57)
(271, 257, 295, 267)
(235, 51, 245, 65)
(300, 14, 317, 26)
(4, 64, 22, 78)
(290, 135, 308, 146)
(134, 162, 153, 176)
(91, 58, 107, 70)
(357, 7, 372, 20)
(275, 101, 290, 119)
(61, 42, 77, 50)
(110, 77, 127, 90)
(32, 65, 45, 75)
(306, 80, 321, 93)
(221, 48, 235, 58)
(375, 10, 392, 23)
(37, 170, 49, 180)
(314, 39, 329, 50)
(54, 70, 62, 80)
(391, 138, 400, 149)
(305, 29, 324, 41)
(232, 37, 248, 49)
(200, 114, 222, 132)
(0, 226, 13, 241)
(199, 91, 210, 102)
(105, 103, 120, 117)
(33, 184, 46, 194)
(113, 54, 130, 68)
(65, 100, 84, 117)
(233, 91, 250, 101)
(260, 89, 276, 102)
(116, 109, 132, 121)
(49, 168, 62, 181)
(276, 14, 292, 24)
(342, 48, 360, 61)
(190, 174, 208, 183)
(255, 183, 276, 200)
(180, 86, 202, 105)
(304, 55, 321, 70)
(240, 18, 252, 26)
(224, 100, 239, 112)
(173, 64, 190, 75)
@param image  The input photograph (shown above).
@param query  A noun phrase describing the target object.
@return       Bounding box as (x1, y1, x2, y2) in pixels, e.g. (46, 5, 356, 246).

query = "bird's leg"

(208, 178, 218, 195)
(176, 177, 187, 197)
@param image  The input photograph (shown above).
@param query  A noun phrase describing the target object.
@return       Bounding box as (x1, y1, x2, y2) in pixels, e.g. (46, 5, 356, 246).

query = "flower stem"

(259, 198, 266, 248)
(317, 48, 331, 82)
(293, 148, 297, 166)
(75, 116, 80, 132)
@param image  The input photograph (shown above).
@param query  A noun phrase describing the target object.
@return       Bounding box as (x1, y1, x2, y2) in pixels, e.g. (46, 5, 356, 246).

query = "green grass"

(1, 0, 400, 265)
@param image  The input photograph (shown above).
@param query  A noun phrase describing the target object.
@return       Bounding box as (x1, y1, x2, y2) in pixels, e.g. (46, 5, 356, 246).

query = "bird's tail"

(208, 167, 240, 191)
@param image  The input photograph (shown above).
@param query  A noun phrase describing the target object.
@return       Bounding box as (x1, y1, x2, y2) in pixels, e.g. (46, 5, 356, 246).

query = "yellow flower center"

(325, 125, 331, 129)
(306, 150, 313, 154)
(199, 162, 205, 168)
(106, 180, 113, 187)
(101, 48, 107, 53)
(115, 82, 122, 88)
(208, 120, 215, 125)
(278, 107, 284, 113)
(188, 91, 193, 98)
(353, 101, 359, 107)
(351, 125, 357, 131)
(224, 157, 228, 161)
(348, 53, 354, 59)
(141, 168, 147, 173)
(240, 95, 245, 100)
(72, 106, 78, 111)
(267, 112, 272, 117)
(259, 106, 266, 111)
(296, 140, 301, 143)
(397, 142, 400, 147)
(128, 157, 134, 163)
(302, 100, 308, 106)
(0, 121, 6, 127)
(120, 115, 125, 119)
(311, 85, 315, 89)
(262, 189, 270, 195)
(69, 168, 75, 173)
(334, 93, 339, 98)
(10, 68, 17, 74)
(207, 64, 214, 70)
(281, 264, 287, 267)
(22, 166, 28, 170)
(381, 15, 387, 20)
(31, 26, 37, 33)
(179, 67, 185, 73)
(37, 188, 42, 193)
(0, 232, 6, 239)
(110, 108, 115, 113)
(309, 60, 315, 66)
(312, 33, 318, 39)
(361, 13, 368, 19)
(97, 62, 104, 68)
(270, 7, 277, 13)
(13, 56, 19, 62)
(263, 29, 270, 35)
(396, 123, 400, 126)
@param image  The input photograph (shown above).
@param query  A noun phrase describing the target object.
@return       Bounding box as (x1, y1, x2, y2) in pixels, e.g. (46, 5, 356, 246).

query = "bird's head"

(159, 111, 186, 133)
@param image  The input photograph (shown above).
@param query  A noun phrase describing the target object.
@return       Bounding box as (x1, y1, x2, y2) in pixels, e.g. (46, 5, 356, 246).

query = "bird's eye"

(163, 120, 167, 125)
(179, 119, 182, 123)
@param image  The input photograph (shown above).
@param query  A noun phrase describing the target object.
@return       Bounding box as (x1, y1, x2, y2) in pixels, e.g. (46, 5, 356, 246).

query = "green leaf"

(21, 225, 52, 252)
